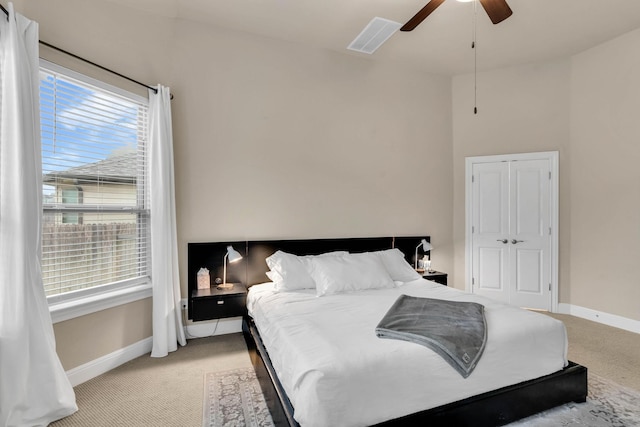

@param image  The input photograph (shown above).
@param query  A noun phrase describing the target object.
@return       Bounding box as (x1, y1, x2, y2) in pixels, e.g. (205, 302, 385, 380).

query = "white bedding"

(247, 279, 568, 427)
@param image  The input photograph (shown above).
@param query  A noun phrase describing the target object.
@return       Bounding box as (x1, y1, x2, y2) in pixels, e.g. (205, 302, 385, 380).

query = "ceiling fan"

(400, 0, 512, 31)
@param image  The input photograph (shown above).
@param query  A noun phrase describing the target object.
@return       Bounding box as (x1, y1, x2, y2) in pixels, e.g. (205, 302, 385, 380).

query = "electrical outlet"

(180, 299, 188, 310)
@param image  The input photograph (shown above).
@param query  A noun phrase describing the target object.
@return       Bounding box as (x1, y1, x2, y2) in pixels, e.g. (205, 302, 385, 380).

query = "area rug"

(205, 369, 640, 427)
(203, 368, 274, 427)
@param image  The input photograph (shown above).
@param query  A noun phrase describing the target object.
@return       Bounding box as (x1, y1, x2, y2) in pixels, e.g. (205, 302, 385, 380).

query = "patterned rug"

(509, 374, 640, 426)
(203, 368, 274, 427)
(204, 369, 640, 427)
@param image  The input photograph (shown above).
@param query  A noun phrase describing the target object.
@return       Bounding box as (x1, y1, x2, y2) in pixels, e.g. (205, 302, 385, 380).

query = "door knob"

(497, 239, 508, 244)
(511, 239, 524, 244)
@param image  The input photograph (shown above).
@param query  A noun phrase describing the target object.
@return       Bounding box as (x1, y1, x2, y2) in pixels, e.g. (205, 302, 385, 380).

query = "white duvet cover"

(247, 279, 568, 427)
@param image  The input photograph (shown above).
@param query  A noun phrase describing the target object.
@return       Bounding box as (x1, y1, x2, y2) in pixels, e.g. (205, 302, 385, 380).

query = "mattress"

(247, 279, 568, 427)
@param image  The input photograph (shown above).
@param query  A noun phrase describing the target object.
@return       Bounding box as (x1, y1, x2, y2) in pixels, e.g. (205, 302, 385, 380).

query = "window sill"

(49, 282, 152, 324)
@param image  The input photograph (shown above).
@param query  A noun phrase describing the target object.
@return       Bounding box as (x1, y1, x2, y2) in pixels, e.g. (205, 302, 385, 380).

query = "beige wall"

(22, 0, 454, 370)
(453, 29, 640, 321)
(168, 19, 454, 290)
(568, 28, 640, 320)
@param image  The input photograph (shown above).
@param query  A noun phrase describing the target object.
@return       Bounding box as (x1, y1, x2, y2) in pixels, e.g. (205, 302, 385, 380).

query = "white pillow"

(265, 250, 347, 292)
(307, 252, 395, 297)
(376, 248, 421, 282)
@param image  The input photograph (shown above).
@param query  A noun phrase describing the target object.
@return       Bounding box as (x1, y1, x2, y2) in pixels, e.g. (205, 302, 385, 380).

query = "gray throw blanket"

(375, 295, 487, 378)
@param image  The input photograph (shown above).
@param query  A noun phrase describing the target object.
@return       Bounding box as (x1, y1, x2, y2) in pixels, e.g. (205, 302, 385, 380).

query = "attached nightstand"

(190, 283, 247, 322)
(422, 270, 448, 286)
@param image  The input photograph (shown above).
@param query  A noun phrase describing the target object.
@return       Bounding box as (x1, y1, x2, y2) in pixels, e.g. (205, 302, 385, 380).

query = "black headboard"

(187, 236, 430, 320)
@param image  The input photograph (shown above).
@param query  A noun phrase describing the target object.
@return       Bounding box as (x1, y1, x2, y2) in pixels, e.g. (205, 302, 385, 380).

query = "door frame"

(465, 151, 559, 312)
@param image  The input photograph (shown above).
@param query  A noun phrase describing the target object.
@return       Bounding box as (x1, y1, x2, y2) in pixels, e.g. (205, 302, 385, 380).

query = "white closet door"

(471, 161, 510, 303)
(508, 159, 551, 309)
(469, 154, 554, 311)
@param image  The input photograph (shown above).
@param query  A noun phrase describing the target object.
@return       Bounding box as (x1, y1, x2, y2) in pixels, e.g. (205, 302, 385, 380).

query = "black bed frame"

(188, 236, 588, 426)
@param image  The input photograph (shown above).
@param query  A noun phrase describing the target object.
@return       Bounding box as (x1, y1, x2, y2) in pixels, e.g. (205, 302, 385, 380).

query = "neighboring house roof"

(44, 153, 138, 185)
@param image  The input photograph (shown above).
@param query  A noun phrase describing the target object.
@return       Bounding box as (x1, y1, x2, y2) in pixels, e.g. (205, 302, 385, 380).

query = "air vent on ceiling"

(347, 17, 401, 55)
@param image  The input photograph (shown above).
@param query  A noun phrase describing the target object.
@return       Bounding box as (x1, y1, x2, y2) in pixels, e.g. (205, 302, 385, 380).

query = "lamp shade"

(226, 245, 243, 263)
(420, 239, 433, 252)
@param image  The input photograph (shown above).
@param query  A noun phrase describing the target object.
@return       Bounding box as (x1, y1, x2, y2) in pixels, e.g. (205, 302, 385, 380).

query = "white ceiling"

(110, 0, 640, 75)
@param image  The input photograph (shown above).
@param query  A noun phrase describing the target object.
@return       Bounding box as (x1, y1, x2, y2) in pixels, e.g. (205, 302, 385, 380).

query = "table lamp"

(415, 239, 433, 270)
(219, 245, 243, 289)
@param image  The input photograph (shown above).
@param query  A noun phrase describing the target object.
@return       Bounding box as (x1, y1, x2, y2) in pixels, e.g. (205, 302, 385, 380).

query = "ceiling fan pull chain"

(472, 40, 477, 114)
(473, 0, 478, 114)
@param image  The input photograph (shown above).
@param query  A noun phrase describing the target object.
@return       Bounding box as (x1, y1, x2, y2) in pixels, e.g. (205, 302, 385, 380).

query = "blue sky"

(39, 70, 141, 177)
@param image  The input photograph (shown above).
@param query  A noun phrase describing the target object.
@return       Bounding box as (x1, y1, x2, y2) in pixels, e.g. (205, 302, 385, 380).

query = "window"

(40, 60, 150, 302)
(61, 187, 82, 224)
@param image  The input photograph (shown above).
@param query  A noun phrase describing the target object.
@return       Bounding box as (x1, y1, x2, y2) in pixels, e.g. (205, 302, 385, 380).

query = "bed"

(187, 237, 587, 426)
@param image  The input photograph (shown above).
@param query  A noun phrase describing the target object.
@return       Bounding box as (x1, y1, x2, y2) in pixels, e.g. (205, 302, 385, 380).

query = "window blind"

(40, 61, 150, 298)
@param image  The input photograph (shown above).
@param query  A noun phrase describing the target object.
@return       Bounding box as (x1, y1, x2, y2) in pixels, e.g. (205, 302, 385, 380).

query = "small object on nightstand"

(217, 284, 232, 290)
(197, 268, 210, 289)
(216, 283, 239, 291)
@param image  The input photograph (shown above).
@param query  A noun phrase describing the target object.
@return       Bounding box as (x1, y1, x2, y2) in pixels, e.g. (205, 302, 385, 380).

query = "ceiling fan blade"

(478, 0, 512, 24)
(400, 0, 447, 32)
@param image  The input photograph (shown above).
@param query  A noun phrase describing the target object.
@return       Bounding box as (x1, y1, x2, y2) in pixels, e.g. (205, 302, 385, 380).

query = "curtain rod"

(38, 40, 163, 96)
(0, 3, 173, 99)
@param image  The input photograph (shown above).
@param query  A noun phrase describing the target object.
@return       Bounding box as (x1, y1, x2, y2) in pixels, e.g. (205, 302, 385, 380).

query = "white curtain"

(149, 85, 186, 357)
(0, 3, 77, 425)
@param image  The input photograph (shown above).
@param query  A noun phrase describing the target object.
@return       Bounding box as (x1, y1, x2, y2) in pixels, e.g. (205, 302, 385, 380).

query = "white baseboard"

(558, 303, 640, 334)
(65, 318, 243, 387)
(66, 336, 153, 387)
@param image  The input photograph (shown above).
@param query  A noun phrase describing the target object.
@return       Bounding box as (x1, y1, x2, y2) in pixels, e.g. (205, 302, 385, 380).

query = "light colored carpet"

(50, 333, 252, 427)
(545, 313, 640, 392)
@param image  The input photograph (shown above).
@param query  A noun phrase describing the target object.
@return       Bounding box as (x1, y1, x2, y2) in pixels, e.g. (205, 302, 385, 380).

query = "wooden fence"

(42, 223, 142, 296)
